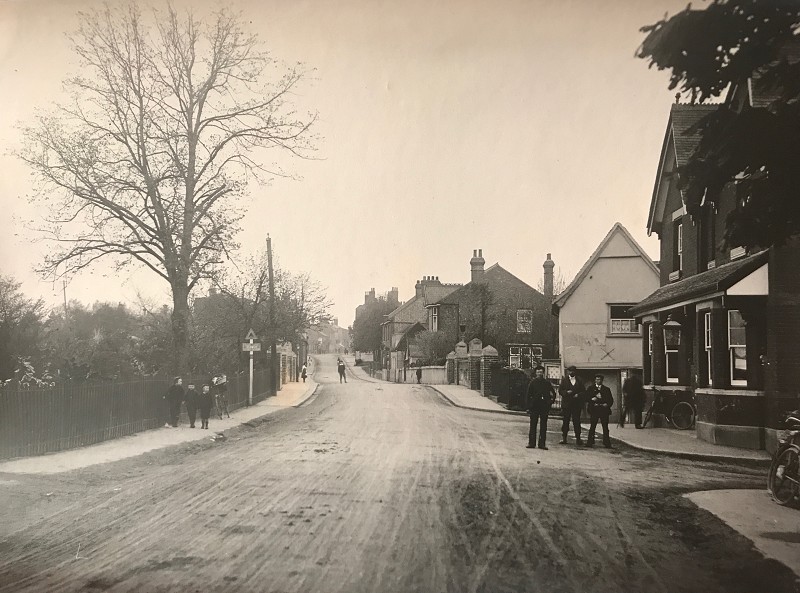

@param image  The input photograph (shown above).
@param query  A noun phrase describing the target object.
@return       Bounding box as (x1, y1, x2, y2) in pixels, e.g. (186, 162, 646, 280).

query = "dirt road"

(0, 354, 796, 592)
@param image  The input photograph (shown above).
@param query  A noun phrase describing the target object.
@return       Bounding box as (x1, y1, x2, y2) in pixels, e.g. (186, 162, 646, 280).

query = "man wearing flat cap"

(558, 366, 585, 445)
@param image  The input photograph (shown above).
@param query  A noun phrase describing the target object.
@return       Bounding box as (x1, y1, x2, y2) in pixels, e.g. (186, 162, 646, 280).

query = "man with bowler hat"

(558, 366, 585, 445)
(586, 374, 614, 448)
(526, 365, 556, 450)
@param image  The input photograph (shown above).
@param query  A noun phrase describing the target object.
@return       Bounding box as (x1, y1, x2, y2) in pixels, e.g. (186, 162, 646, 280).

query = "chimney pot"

(470, 248, 486, 283)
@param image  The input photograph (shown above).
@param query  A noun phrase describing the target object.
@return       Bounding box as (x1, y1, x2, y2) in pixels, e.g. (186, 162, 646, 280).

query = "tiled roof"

(670, 104, 717, 166)
(436, 264, 541, 306)
(647, 103, 718, 234)
(630, 250, 768, 317)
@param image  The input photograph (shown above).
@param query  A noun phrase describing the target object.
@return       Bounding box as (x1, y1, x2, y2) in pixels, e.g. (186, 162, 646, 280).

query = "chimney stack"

(543, 253, 555, 301)
(470, 249, 485, 283)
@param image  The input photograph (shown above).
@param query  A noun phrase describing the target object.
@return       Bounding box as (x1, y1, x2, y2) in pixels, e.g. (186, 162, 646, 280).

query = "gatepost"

(480, 345, 499, 397)
(454, 341, 469, 386)
(468, 338, 483, 391)
(446, 351, 456, 384)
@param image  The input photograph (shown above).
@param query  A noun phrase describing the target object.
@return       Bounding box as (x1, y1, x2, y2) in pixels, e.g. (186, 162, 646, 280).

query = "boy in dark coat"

(526, 366, 556, 450)
(586, 374, 614, 448)
(184, 383, 199, 428)
(198, 384, 214, 429)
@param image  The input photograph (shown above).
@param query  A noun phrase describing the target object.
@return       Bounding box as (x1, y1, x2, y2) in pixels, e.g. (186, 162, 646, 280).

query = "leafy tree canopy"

(638, 1, 800, 248)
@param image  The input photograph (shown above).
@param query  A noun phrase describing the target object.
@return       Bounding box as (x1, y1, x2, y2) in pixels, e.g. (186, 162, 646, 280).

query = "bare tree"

(19, 3, 316, 372)
(537, 267, 570, 297)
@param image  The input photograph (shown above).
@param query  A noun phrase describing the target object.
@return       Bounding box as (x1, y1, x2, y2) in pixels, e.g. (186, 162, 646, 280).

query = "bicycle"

(767, 410, 800, 506)
(642, 387, 696, 430)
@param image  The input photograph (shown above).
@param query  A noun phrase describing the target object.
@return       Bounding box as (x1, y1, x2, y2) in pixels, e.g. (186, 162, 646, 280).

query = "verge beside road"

(0, 378, 318, 475)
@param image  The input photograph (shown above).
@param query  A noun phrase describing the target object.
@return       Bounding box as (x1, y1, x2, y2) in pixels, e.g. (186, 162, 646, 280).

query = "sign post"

(243, 328, 260, 405)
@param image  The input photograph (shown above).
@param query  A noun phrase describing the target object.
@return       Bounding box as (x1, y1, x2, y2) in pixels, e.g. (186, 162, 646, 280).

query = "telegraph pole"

(267, 235, 278, 395)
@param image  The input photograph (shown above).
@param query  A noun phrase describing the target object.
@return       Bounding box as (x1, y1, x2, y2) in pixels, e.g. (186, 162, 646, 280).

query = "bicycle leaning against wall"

(642, 386, 696, 430)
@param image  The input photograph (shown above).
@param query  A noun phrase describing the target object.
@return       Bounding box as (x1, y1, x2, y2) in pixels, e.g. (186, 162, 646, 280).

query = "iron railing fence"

(0, 369, 274, 460)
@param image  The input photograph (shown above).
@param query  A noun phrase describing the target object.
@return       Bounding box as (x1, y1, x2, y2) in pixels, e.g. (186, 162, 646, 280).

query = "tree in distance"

(19, 3, 317, 373)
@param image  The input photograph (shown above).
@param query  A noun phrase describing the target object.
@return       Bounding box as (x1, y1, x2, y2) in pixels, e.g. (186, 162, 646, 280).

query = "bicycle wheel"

(643, 403, 654, 428)
(768, 447, 800, 506)
(670, 401, 695, 430)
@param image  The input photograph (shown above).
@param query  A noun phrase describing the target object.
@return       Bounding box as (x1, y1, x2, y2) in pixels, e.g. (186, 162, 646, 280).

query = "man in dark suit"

(526, 365, 556, 450)
(164, 376, 184, 428)
(585, 374, 614, 448)
(558, 365, 585, 445)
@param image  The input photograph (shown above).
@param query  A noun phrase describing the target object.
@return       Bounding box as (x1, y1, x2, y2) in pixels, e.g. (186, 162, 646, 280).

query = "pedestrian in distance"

(198, 384, 214, 429)
(301, 364, 308, 383)
(526, 365, 556, 450)
(558, 365, 585, 445)
(586, 374, 614, 448)
(164, 377, 184, 428)
(620, 374, 645, 429)
(337, 358, 347, 383)
(416, 366, 422, 384)
(184, 383, 199, 428)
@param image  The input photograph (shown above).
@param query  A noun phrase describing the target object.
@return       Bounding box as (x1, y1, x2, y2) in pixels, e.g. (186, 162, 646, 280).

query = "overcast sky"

(0, 0, 689, 327)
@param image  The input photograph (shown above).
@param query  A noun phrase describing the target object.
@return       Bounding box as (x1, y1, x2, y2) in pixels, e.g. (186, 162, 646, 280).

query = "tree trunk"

(171, 282, 191, 375)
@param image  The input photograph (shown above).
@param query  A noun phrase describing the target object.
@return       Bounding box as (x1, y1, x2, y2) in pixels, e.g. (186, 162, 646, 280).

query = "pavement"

(686, 489, 800, 579)
(0, 376, 318, 475)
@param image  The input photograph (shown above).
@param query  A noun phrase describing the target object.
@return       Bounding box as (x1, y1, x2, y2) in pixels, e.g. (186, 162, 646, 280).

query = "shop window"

(664, 325, 681, 384)
(609, 305, 637, 334)
(728, 310, 747, 386)
(509, 345, 543, 369)
(704, 312, 713, 386)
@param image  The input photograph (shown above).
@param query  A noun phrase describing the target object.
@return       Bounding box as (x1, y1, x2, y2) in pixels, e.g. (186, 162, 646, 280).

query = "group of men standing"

(164, 376, 227, 430)
(525, 365, 645, 450)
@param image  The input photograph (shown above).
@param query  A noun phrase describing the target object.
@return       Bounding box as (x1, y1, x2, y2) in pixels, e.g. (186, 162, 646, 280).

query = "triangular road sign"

(245, 328, 258, 341)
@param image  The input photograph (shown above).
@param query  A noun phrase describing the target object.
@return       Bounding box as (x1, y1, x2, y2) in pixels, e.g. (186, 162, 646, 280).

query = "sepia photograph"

(0, 0, 799, 591)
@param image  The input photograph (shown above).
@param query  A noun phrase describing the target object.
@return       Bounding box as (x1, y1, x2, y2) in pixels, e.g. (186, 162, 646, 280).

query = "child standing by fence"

(198, 384, 213, 429)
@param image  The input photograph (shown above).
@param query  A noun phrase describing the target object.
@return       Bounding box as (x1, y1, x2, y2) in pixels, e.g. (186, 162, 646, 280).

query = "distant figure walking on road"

(526, 366, 555, 450)
(184, 383, 199, 428)
(586, 374, 614, 448)
(301, 364, 308, 383)
(198, 384, 213, 429)
(164, 377, 184, 428)
(416, 366, 422, 384)
(558, 366, 585, 445)
(337, 358, 347, 383)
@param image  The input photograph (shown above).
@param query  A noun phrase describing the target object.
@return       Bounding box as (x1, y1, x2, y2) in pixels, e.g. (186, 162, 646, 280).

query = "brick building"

(425, 250, 558, 366)
(380, 276, 461, 382)
(630, 101, 800, 451)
